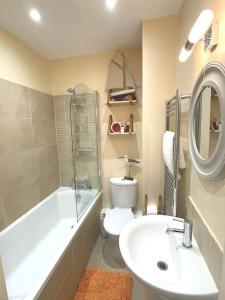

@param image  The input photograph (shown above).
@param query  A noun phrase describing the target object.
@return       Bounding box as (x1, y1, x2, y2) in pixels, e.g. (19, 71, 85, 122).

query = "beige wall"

(142, 16, 177, 207)
(0, 27, 51, 94)
(177, 0, 225, 250)
(50, 49, 142, 208)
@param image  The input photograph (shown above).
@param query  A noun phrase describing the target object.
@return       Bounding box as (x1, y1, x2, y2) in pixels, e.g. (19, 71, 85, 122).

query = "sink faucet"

(166, 218, 193, 248)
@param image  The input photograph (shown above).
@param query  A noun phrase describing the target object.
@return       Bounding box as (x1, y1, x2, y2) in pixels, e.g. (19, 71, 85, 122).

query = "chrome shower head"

(67, 88, 75, 94)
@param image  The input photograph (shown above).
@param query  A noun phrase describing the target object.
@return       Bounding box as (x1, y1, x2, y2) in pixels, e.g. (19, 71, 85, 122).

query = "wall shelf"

(106, 99, 137, 106)
(107, 113, 135, 135)
(108, 132, 135, 136)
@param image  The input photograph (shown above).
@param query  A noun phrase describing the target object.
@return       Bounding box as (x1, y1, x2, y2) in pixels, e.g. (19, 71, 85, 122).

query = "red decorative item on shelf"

(111, 122, 121, 133)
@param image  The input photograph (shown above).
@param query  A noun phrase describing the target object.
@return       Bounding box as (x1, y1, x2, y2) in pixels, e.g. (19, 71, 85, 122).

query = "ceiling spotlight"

(29, 8, 41, 23)
(105, 0, 117, 10)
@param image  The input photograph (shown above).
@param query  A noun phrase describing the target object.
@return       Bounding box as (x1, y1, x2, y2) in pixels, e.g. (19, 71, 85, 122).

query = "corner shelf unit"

(107, 113, 135, 135)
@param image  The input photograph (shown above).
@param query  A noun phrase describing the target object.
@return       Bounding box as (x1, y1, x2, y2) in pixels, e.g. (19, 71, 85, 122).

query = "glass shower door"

(70, 84, 100, 220)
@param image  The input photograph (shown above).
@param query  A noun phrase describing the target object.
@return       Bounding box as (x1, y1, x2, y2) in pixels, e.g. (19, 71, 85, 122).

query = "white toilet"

(103, 177, 137, 237)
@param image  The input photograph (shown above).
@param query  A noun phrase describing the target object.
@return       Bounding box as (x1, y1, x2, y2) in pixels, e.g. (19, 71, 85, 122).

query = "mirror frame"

(188, 61, 225, 181)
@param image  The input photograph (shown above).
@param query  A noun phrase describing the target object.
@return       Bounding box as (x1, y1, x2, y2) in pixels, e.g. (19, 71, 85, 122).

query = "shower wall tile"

(0, 78, 60, 230)
(30, 89, 55, 120)
(0, 195, 6, 231)
(36, 145, 59, 173)
(38, 166, 60, 199)
(0, 148, 38, 192)
(59, 160, 74, 187)
(54, 93, 99, 189)
(187, 196, 223, 288)
(2, 178, 40, 226)
(54, 95, 74, 186)
(0, 78, 30, 118)
(32, 119, 57, 147)
(0, 118, 33, 156)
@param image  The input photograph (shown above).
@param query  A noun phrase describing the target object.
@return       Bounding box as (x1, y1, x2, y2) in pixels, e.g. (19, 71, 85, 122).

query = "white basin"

(119, 215, 218, 300)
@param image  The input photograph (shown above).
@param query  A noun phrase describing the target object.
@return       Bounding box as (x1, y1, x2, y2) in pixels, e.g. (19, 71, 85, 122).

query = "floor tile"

(87, 250, 101, 268)
(99, 251, 129, 273)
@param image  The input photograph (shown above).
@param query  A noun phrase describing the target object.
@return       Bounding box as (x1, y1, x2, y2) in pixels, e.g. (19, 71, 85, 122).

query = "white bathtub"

(0, 187, 101, 300)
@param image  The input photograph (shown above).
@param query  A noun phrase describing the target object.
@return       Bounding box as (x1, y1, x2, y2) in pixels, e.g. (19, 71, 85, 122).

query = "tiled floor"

(87, 235, 155, 300)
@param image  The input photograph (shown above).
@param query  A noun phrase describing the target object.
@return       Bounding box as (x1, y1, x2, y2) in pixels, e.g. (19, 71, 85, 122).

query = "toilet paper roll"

(147, 203, 158, 215)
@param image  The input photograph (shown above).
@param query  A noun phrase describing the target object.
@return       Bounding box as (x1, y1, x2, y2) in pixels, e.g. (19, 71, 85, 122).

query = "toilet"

(103, 177, 137, 237)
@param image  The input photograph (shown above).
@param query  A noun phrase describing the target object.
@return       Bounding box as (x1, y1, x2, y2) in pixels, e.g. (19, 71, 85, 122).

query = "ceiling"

(0, 0, 183, 59)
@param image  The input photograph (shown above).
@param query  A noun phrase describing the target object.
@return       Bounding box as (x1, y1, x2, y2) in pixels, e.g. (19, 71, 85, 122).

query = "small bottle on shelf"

(121, 122, 125, 134)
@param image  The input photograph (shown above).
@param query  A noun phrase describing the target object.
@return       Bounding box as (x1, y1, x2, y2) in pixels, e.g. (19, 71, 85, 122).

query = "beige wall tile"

(0, 149, 38, 192)
(0, 78, 30, 118)
(0, 194, 6, 231)
(35, 145, 59, 174)
(55, 267, 76, 300)
(2, 177, 40, 225)
(59, 160, 74, 187)
(0, 118, 33, 156)
(187, 197, 222, 288)
(38, 247, 74, 300)
(38, 167, 60, 200)
(30, 89, 54, 120)
(32, 119, 57, 147)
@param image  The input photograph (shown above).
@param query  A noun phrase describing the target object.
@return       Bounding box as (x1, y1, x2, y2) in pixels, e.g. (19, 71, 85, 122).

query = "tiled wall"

(54, 95, 74, 187)
(54, 94, 99, 189)
(38, 195, 102, 300)
(187, 196, 223, 288)
(0, 78, 60, 229)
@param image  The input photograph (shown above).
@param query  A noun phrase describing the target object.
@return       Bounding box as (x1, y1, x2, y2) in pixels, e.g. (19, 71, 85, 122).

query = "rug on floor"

(74, 268, 133, 300)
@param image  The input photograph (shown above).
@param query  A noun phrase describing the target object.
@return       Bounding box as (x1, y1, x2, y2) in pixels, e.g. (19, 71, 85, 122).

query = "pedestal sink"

(119, 215, 218, 300)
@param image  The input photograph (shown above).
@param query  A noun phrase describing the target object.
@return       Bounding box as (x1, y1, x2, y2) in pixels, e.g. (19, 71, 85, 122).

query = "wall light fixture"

(178, 9, 215, 62)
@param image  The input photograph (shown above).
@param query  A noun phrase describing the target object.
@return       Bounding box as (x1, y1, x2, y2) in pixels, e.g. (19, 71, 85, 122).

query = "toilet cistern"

(166, 218, 193, 248)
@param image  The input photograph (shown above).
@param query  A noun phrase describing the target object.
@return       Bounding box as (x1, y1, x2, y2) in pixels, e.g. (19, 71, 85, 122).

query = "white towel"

(163, 131, 186, 179)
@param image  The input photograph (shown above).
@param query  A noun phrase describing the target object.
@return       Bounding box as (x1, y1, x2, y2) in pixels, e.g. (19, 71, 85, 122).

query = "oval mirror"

(189, 61, 225, 180)
(194, 86, 221, 160)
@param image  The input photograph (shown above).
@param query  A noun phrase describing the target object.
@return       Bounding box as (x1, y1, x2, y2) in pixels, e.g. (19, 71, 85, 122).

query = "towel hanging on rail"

(163, 131, 185, 178)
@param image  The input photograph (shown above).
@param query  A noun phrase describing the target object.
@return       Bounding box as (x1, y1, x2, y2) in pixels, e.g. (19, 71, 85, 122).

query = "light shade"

(105, 0, 117, 10)
(188, 9, 214, 44)
(29, 8, 41, 23)
(178, 46, 193, 62)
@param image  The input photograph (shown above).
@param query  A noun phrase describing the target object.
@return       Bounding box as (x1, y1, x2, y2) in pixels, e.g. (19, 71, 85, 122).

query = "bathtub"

(0, 187, 102, 300)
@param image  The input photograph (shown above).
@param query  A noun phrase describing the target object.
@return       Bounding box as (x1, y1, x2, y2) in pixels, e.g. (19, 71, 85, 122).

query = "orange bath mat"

(74, 268, 133, 300)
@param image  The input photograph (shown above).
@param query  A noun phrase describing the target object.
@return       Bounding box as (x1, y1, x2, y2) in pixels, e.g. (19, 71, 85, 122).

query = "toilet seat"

(103, 207, 134, 236)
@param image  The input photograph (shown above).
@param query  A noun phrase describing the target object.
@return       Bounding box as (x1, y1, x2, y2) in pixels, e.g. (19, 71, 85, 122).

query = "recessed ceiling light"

(29, 8, 41, 23)
(105, 0, 117, 10)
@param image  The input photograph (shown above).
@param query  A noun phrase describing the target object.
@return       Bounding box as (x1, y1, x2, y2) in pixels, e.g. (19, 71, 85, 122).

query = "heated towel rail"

(164, 89, 190, 216)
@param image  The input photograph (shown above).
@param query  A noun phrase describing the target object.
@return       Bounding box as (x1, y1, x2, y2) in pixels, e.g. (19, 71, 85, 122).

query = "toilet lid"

(103, 207, 134, 236)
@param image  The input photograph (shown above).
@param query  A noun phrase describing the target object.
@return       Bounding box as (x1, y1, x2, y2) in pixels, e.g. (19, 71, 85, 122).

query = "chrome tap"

(166, 218, 193, 248)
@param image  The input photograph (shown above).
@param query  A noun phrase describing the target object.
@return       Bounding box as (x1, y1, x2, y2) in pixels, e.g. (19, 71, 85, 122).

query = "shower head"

(67, 87, 79, 104)
(67, 88, 75, 94)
